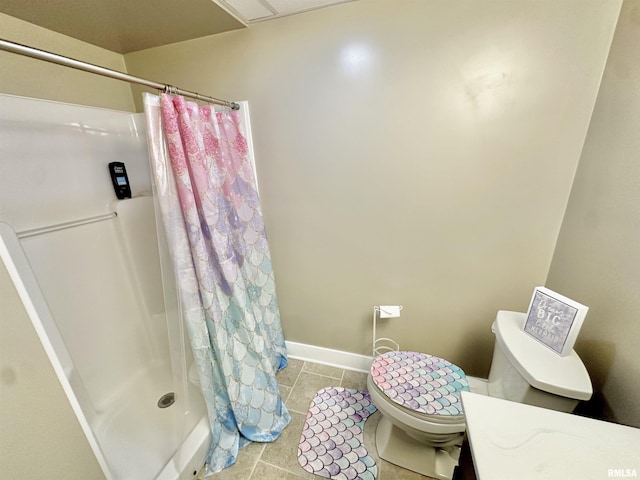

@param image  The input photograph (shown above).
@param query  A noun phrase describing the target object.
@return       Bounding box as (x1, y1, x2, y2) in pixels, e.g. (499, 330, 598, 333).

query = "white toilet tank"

(487, 310, 592, 413)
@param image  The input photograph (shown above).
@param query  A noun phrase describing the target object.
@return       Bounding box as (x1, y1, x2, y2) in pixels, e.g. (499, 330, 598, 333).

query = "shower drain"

(157, 392, 175, 408)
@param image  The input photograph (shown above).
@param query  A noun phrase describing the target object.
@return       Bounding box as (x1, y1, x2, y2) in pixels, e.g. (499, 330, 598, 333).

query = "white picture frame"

(523, 287, 588, 356)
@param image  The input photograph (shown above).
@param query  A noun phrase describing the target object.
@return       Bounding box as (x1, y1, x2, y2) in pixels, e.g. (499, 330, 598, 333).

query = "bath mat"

(297, 387, 378, 480)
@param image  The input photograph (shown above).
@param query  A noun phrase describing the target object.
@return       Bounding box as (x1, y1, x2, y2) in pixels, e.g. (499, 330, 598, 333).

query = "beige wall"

(125, 0, 620, 376)
(0, 13, 134, 111)
(0, 259, 106, 479)
(546, 0, 640, 428)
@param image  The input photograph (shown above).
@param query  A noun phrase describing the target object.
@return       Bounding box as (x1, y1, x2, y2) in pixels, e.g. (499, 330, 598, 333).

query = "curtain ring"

(163, 85, 178, 96)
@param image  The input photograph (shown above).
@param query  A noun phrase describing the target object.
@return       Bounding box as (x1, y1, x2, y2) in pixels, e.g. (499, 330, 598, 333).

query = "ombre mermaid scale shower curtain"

(143, 93, 290, 474)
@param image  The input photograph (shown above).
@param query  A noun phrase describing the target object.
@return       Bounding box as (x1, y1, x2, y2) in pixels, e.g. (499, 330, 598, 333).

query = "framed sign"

(523, 287, 588, 356)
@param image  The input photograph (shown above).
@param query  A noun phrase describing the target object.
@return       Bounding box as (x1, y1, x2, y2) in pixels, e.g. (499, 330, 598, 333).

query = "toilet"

(367, 310, 593, 480)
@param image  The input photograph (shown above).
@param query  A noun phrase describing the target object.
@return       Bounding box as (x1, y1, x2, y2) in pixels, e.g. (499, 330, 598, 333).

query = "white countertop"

(461, 392, 640, 479)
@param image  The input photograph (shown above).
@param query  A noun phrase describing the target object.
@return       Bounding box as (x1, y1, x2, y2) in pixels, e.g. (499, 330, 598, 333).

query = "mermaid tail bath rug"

(297, 387, 378, 480)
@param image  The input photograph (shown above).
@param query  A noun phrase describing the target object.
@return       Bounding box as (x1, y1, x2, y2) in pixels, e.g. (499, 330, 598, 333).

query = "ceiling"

(0, 0, 355, 54)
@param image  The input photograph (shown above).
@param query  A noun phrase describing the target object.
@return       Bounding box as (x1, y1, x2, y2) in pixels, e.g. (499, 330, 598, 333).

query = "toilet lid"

(370, 351, 470, 416)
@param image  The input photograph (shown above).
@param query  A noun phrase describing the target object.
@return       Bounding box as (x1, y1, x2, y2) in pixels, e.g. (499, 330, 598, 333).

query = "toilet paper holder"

(373, 305, 402, 357)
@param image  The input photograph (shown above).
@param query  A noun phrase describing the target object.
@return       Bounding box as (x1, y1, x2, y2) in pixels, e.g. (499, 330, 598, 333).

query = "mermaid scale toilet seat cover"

(370, 351, 470, 416)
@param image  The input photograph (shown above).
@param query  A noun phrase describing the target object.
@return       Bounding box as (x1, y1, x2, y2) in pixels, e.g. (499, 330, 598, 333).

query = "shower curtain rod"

(0, 38, 240, 110)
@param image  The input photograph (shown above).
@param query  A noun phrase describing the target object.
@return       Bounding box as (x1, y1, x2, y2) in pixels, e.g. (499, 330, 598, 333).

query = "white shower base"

(92, 361, 209, 480)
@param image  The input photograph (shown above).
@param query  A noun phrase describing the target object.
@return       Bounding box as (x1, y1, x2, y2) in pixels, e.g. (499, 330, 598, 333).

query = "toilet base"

(376, 415, 462, 480)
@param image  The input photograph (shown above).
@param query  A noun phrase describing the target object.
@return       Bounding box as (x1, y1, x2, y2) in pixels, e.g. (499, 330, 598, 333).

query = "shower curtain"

(143, 93, 290, 474)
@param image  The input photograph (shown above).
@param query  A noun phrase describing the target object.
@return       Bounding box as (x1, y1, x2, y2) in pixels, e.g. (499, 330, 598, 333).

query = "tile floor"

(203, 358, 435, 480)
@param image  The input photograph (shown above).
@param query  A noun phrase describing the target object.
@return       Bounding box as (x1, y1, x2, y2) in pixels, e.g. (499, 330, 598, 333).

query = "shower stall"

(0, 93, 215, 479)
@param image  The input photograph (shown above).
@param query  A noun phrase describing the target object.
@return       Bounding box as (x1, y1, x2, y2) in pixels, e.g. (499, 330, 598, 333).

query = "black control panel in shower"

(108, 162, 131, 199)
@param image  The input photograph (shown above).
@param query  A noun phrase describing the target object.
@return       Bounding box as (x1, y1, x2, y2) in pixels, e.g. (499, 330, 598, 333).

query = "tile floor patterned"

(203, 359, 435, 480)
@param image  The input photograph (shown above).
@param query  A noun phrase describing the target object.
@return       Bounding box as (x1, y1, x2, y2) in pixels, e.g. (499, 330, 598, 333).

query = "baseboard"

(285, 341, 373, 373)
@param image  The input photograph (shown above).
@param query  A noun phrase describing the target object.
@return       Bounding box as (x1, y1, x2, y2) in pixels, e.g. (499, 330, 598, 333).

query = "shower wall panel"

(0, 93, 209, 479)
(0, 94, 150, 232)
